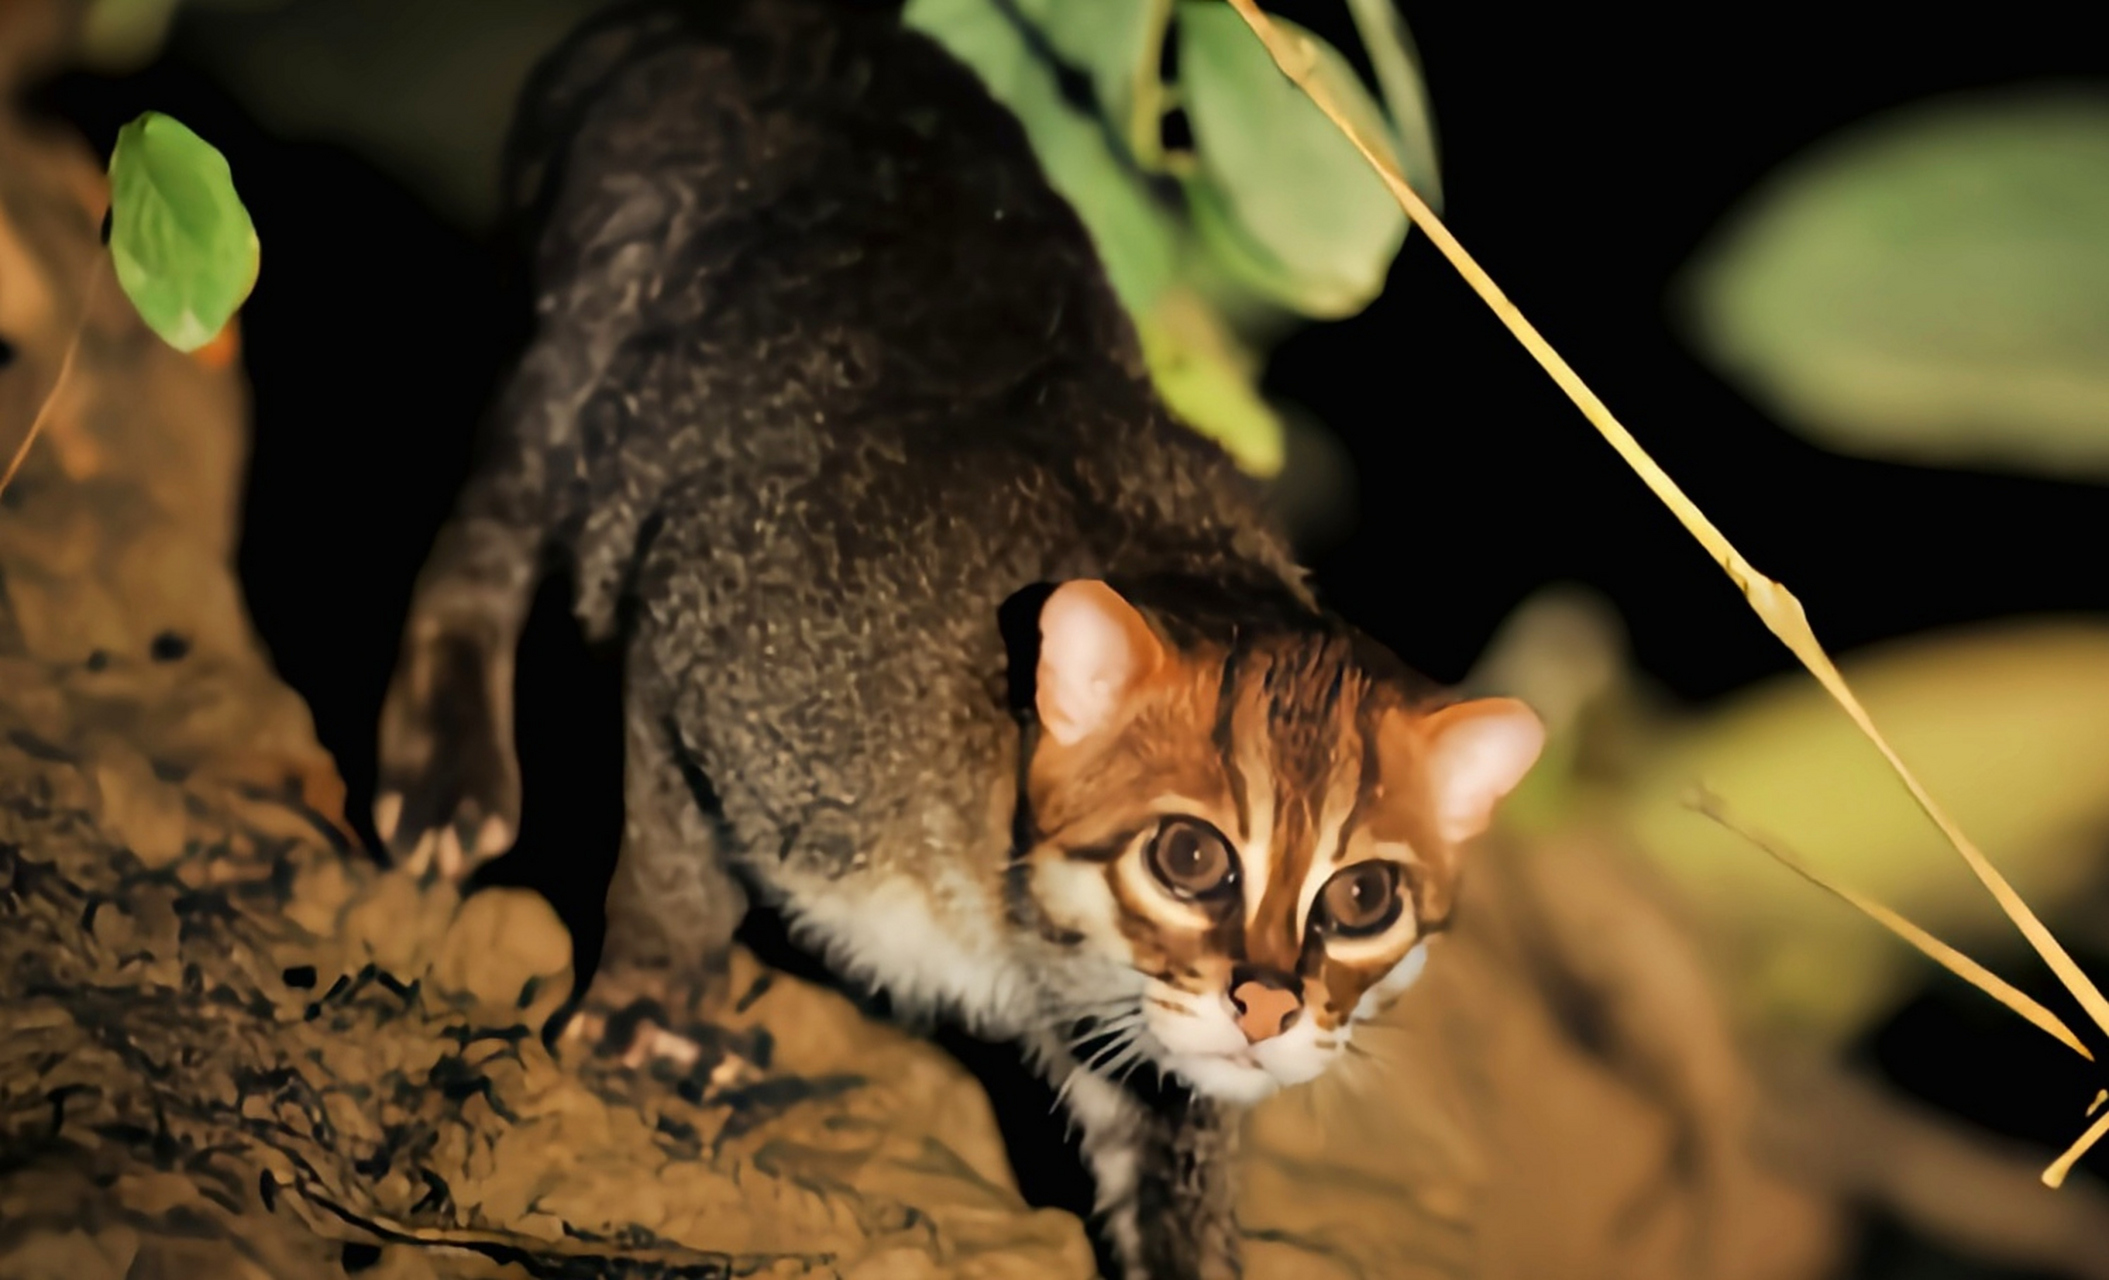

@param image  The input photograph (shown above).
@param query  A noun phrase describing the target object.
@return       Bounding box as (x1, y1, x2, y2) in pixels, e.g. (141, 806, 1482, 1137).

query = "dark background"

(31, 3, 2109, 1274)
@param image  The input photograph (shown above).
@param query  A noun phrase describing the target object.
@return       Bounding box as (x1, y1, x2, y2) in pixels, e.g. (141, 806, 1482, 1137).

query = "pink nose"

(1231, 978, 1302, 1043)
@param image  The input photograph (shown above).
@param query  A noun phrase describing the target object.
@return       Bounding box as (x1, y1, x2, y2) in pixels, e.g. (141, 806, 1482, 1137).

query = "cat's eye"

(1146, 819, 1238, 900)
(1315, 862, 1404, 937)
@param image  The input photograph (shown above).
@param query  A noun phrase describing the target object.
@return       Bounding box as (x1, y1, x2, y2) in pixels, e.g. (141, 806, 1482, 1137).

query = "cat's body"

(376, 3, 1541, 1276)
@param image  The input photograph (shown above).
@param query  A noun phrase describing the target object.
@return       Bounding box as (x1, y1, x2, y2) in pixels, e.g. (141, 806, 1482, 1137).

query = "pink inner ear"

(1035, 581, 1163, 746)
(1422, 698, 1546, 844)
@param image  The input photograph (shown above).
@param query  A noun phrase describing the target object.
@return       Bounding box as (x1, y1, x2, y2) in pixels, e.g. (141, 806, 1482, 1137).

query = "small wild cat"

(375, 1, 1543, 1275)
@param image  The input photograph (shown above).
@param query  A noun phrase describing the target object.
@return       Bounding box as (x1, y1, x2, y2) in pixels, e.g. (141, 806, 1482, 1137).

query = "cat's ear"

(1035, 580, 1166, 746)
(1417, 698, 1545, 844)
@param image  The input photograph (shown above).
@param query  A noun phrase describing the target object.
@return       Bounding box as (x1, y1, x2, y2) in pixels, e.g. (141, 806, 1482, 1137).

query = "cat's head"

(1015, 579, 1543, 1105)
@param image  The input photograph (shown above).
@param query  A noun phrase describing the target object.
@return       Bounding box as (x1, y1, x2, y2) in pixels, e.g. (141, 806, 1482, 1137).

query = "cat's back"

(511, 0, 1230, 581)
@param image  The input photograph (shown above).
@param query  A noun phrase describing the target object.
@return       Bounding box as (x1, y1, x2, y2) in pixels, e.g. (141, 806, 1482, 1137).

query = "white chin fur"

(1165, 1052, 1282, 1105)
(1143, 982, 1341, 1102)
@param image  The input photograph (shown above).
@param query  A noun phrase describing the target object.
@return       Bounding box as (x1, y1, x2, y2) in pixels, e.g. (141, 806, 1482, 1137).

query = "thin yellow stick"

(1688, 789, 2092, 1062)
(2044, 1107, 2109, 1188)
(1223, 0, 2109, 1044)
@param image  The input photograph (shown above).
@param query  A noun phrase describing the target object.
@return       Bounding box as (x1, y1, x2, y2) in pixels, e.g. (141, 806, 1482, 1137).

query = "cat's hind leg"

(559, 661, 758, 1091)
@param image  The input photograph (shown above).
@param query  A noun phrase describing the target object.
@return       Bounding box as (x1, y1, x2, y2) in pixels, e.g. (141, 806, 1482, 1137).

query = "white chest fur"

(782, 870, 1034, 1034)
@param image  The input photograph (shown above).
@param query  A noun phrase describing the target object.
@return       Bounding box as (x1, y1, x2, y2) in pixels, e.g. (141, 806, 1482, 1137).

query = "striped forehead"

(1213, 636, 1372, 926)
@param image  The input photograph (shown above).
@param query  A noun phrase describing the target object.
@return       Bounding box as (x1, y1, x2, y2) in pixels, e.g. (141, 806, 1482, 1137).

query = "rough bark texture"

(2, 8, 2041, 1279)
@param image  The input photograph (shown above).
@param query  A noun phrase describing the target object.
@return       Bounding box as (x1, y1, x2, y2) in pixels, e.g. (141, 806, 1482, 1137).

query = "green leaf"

(905, 0, 1178, 315)
(908, 0, 1293, 473)
(108, 112, 260, 352)
(1619, 618, 2109, 1039)
(1681, 88, 2109, 482)
(1134, 288, 1286, 476)
(1175, 2, 1408, 320)
(1013, 0, 1168, 156)
(1342, 0, 1442, 210)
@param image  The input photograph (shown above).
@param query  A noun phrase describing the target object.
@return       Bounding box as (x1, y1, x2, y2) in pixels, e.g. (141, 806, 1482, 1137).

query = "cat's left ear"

(1416, 698, 1545, 844)
(1035, 580, 1166, 746)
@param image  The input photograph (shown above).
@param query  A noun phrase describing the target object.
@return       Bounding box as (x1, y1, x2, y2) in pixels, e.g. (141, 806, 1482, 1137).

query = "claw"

(473, 813, 512, 859)
(374, 791, 403, 845)
(623, 1024, 704, 1071)
(403, 828, 439, 877)
(434, 826, 466, 881)
(560, 1009, 605, 1049)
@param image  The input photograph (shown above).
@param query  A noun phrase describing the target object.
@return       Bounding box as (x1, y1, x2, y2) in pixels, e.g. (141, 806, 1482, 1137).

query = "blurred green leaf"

(905, 0, 1179, 316)
(109, 111, 259, 352)
(1134, 288, 1286, 475)
(1682, 88, 2109, 482)
(1619, 618, 2109, 1039)
(909, 0, 1292, 475)
(178, 0, 601, 229)
(1176, 2, 1408, 319)
(80, 0, 183, 72)
(1010, 0, 1168, 160)
(1342, 0, 1442, 210)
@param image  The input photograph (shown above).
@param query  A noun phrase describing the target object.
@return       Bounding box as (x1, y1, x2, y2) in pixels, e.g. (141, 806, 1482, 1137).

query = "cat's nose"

(1229, 969, 1303, 1043)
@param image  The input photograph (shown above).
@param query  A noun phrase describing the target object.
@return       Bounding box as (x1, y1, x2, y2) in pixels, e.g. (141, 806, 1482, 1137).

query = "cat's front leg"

(1060, 1064, 1243, 1280)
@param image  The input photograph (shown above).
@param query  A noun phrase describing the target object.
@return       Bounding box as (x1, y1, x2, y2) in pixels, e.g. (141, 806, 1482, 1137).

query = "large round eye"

(1146, 819, 1238, 900)
(1316, 862, 1404, 937)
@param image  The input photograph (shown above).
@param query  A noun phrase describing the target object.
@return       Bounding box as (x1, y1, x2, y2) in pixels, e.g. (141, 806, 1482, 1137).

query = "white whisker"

(1111, 1043, 1152, 1090)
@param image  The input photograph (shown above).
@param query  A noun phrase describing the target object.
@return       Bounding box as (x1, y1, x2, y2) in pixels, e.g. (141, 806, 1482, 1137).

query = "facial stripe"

(1211, 640, 1248, 838)
(1294, 739, 1367, 932)
(1226, 658, 1278, 924)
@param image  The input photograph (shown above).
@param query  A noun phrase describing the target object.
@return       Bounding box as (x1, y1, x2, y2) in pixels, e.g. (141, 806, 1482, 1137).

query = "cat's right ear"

(1035, 580, 1165, 746)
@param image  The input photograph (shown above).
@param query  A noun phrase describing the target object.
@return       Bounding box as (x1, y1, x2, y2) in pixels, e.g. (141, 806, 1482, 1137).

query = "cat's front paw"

(374, 628, 519, 883)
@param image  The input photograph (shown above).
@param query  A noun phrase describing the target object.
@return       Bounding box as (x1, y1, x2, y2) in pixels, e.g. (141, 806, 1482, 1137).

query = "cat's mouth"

(1138, 981, 1336, 1104)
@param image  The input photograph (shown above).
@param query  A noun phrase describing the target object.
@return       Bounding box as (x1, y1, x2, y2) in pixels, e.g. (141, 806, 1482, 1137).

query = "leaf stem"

(1130, 0, 1175, 168)
(0, 255, 105, 504)
(1688, 788, 2093, 1062)
(1341, 0, 1441, 206)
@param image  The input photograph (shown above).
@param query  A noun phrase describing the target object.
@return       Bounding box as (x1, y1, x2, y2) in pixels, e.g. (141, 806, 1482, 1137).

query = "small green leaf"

(1176, 2, 1407, 320)
(109, 111, 260, 353)
(1682, 89, 2109, 482)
